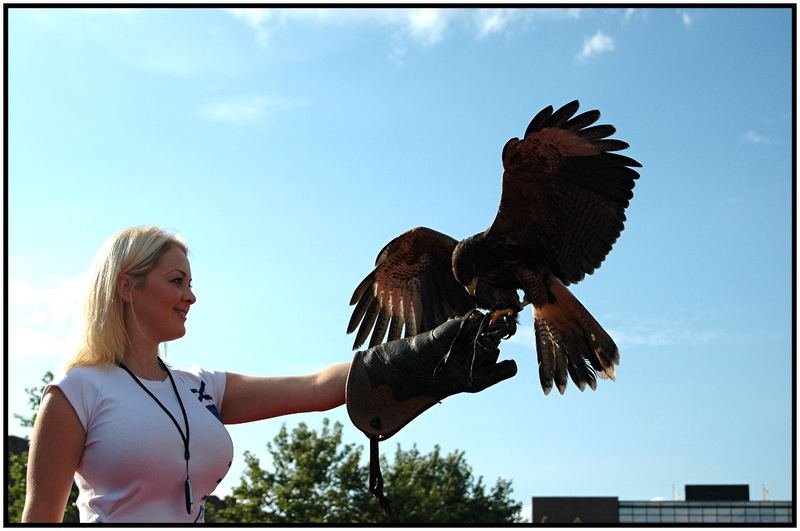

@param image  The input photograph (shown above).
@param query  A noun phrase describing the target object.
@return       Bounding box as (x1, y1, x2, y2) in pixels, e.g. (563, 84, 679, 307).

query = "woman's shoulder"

(58, 363, 116, 381)
(171, 365, 228, 401)
(171, 364, 226, 381)
(51, 363, 118, 392)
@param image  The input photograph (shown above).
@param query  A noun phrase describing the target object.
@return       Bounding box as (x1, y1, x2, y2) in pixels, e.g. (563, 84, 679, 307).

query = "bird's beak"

(465, 277, 478, 297)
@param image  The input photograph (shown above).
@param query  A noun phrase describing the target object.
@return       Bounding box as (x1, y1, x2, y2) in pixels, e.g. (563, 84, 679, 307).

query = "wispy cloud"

(406, 8, 448, 46)
(577, 30, 615, 60)
(475, 8, 516, 39)
(739, 130, 770, 145)
(607, 326, 722, 347)
(225, 8, 273, 46)
(503, 316, 723, 349)
(81, 7, 141, 17)
(199, 96, 301, 125)
(8, 272, 90, 361)
(223, 8, 588, 52)
(623, 8, 649, 25)
(680, 9, 694, 29)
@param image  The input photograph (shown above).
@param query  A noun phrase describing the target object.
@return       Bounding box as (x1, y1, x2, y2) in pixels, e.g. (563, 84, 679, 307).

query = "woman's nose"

(185, 287, 197, 304)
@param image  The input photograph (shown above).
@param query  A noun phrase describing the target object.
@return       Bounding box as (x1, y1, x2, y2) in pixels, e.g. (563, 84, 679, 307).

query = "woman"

(21, 226, 350, 523)
(21, 225, 515, 523)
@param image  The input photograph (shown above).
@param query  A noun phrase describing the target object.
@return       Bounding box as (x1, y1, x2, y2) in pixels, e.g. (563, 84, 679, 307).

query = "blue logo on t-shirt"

(191, 381, 223, 423)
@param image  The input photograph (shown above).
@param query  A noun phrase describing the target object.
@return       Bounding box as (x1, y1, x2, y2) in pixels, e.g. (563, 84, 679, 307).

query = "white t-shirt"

(47, 363, 234, 523)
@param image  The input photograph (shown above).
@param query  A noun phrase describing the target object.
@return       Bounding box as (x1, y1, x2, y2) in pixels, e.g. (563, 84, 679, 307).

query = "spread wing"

(347, 227, 476, 350)
(488, 100, 641, 285)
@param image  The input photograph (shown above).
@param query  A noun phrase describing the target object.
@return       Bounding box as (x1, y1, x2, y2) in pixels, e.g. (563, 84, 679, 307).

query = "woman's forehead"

(156, 246, 191, 273)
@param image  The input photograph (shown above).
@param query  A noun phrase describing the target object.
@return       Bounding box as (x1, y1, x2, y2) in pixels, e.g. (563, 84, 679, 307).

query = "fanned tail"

(534, 278, 619, 395)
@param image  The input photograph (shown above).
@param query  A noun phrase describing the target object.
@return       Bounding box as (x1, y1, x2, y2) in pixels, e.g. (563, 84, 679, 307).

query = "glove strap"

(368, 437, 391, 515)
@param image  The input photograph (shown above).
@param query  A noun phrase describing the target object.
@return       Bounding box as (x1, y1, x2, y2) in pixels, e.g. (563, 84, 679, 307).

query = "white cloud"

(740, 130, 770, 145)
(223, 8, 590, 53)
(475, 8, 515, 39)
(8, 272, 90, 361)
(225, 8, 273, 46)
(607, 325, 722, 347)
(503, 316, 722, 349)
(199, 96, 301, 125)
(406, 8, 448, 46)
(82, 7, 141, 17)
(577, 30, 615, 60)
(225, 7, 270, 28)
(680, 10, 694, 29)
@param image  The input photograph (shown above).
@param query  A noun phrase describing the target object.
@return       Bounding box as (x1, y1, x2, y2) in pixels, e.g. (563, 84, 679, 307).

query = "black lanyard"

(118, 358, 193, 515)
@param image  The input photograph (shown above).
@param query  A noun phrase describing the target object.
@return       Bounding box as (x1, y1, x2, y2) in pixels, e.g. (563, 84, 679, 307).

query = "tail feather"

(534, 320, 555, 395)
(533, 278, 619, 394)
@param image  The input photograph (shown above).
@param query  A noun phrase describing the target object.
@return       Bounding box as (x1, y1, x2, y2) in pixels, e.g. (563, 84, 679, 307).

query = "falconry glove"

(346, 310, 517, 514)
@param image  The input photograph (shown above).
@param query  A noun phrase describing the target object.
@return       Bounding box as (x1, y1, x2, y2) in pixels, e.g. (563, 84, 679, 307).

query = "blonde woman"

(21, 226, 515, 523)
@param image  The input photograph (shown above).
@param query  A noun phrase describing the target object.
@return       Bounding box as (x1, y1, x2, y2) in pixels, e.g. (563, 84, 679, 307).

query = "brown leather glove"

(346, 310, 517, 514)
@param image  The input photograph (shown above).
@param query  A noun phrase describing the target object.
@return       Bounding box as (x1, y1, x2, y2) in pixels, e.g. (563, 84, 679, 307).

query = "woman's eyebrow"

(168, 269, 189, 277)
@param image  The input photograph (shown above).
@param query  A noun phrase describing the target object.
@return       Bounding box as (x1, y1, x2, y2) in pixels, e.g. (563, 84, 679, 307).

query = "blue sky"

(6, 6, 794, 516)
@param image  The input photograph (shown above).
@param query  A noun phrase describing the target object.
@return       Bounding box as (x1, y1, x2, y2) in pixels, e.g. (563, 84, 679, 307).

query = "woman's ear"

(117, 274, 136, 303)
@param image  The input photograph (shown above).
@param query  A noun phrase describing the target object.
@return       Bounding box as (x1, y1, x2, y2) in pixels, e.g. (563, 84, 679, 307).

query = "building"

(532, 484, 794, 524)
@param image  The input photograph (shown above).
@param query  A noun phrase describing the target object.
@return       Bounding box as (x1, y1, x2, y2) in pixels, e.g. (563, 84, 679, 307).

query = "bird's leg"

(487, 301, 527, 337)
(433, 311, 493, 381)
(468, 304, 523, 381)
(469, 311, 494, 383)
(489, 307, 516, 325)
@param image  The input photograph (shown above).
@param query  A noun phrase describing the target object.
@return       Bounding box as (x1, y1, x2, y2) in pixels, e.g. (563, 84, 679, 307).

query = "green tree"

(382, 444, 523, 523)
(13, 371, 54, 428)
(8, 452, 29, 522)
(206, 418, 522, 524)
(207, 418, 379, 523)
(7, 371, 80, 524)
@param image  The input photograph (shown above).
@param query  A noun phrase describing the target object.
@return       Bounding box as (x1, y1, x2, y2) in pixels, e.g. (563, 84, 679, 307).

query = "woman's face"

(130, 246, 197, 343)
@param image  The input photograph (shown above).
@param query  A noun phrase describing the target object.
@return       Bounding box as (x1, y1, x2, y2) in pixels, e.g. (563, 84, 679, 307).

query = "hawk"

(347, 100, 641, 395)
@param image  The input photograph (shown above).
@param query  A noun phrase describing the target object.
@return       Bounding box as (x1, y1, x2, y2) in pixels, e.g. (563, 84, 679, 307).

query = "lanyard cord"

(118, 358, 193, 514)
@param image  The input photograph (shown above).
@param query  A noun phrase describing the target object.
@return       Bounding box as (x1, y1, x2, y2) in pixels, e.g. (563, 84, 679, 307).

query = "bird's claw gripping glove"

(346, 310, 518, 514)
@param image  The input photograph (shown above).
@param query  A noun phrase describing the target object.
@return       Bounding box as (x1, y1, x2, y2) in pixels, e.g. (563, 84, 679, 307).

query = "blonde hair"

(67, 226, 188, 369)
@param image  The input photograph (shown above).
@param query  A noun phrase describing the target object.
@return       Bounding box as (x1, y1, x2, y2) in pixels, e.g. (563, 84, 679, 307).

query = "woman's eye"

(172, 278, 193, 289)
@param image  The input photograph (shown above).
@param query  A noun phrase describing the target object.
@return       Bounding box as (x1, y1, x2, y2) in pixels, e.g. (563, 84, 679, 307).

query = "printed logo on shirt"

(191, 380, 223, 423)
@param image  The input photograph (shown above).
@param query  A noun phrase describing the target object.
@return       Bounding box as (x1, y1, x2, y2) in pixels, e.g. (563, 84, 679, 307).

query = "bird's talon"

(489, 308, 515, 325)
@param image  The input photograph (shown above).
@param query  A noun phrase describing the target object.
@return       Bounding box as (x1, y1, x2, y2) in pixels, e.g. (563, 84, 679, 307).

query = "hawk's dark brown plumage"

(347, 100, 641, 395)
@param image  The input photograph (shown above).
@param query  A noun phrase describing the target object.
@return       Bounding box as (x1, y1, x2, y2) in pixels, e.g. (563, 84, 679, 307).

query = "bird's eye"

(456, 263, 475, 286)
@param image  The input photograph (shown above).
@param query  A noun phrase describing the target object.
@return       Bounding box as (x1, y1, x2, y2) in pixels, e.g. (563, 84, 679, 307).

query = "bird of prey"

(347, 100, 641, 395)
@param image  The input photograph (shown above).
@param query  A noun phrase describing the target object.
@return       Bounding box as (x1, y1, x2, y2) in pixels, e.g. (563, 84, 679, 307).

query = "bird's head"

(452, 234, 482, 297)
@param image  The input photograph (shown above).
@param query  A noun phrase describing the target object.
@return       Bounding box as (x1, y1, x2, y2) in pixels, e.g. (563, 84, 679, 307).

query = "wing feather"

(562, 109, 600, 131)
(488, 100, 641, 285)
(386, 309, 403, 342)
(353, 298, 380, 350)
(347, 227, 475, 349)
(543, 99, 579, 128)
(348, 269, 375, 306)
(369, 306, 391, 348)
(577, 124, 616, 140)
(524, 105, 553, 137)
(347, 279, 374, 334)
